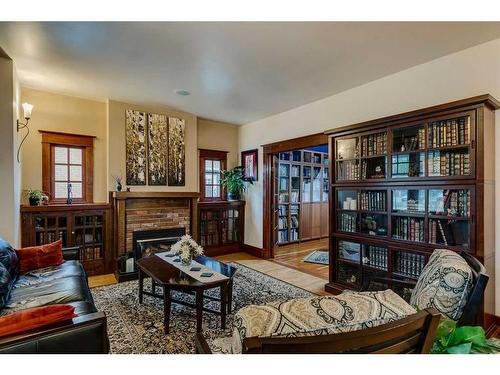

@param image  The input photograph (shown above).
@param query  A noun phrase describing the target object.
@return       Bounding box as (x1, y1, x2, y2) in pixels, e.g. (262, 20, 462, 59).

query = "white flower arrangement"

(171, 235, 204, 262)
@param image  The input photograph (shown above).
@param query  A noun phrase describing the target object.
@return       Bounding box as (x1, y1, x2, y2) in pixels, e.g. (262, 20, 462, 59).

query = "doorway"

(262, 133, 329, 279)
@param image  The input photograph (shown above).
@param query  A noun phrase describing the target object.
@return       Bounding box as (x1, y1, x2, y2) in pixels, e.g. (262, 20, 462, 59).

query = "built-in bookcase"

(277, 149, 328, 244)
(325, 95, 498, 297)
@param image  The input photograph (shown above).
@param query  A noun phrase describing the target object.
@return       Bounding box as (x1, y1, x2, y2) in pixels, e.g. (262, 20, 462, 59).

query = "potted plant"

(112, 174, 123, 192)
(431, 318, 500, 354)
(220, 166, 253, 201)
(25, 189, 49, 206)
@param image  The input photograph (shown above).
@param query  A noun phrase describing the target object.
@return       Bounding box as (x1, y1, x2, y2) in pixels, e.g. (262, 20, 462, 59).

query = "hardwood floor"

(88, 251, 330, 295)
(217, 252, 329, 295)
(272, 238, 329, 280)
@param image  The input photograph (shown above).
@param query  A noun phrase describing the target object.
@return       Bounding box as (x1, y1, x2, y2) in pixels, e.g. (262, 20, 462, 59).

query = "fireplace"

(133, 228, 185, 260)
(118, 227, 185, 280)
(111, 191, 199, 282)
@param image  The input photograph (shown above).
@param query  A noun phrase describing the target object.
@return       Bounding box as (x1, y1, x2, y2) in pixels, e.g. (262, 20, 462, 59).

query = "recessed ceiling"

(1, 22, 500, 125)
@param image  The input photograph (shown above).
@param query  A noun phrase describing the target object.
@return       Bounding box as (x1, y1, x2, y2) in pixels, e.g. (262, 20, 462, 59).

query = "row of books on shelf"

(428, 117, 470, 148)
(397, 129, 426, 152)
(428, 151, 470, 176)
(35, 231, 66, 245)
(392, 217, 424, 242)
(433, 189, 471, 217)
(338, 212, 357, 232)
(278, 231, 289, 243)
(337, 160, 359, 180)
(395, 252, 426, 278)
(290, 191, 300, 202)
(361, 132, 387, 156)
(278, 217, 288, 229)
(278, 205, 288, 216)
(80, 247, 102, 261)
(429, 219, 469, 247)
(290, 229, 299, 241)
(358, 191, 386, 211)
(364, 246, 388, 270)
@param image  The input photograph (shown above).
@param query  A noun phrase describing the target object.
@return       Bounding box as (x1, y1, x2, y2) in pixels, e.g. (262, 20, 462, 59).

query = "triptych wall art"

(126, 109, 185, 186)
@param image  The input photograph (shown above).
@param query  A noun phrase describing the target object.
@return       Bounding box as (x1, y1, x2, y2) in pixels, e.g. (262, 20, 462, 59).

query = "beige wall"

(240, 37, 500, 315)
(20, 88, 108, 202)
(107, 100, 198, 193)
(197, 118, 239, 169)
(0, 52, 21, 246)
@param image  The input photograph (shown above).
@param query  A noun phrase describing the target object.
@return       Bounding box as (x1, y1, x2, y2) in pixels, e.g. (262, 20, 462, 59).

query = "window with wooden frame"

(199, 149, 228, 201)
(40, 131, 95, 203)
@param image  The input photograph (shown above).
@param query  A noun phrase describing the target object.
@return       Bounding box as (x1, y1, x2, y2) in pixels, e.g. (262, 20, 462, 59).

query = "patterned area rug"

(91, 263, 314, 354)
(303, 250, 329, 265)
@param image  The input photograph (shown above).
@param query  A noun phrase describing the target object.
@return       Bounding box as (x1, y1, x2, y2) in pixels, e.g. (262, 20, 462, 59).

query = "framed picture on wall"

(241, 149, 258, 181)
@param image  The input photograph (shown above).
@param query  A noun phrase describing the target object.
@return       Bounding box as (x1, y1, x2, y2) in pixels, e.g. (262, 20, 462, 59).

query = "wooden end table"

(136, 255, 236, 334)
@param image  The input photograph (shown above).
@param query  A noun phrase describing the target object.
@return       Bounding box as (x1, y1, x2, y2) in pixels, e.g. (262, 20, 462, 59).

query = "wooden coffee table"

(136, 255, 237, 334)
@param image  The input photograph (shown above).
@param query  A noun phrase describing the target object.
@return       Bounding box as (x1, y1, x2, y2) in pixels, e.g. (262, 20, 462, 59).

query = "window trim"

(199, 149, 228, 202)
(40, 131, 95, 204)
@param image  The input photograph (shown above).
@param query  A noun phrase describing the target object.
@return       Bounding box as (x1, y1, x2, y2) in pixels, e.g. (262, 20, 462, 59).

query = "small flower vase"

(181, 255, 192, 267)
(116, 182, 122, 192)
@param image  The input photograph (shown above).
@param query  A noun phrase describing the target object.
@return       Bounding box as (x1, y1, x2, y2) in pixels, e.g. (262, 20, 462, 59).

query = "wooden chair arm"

(195, 333, 212, 354)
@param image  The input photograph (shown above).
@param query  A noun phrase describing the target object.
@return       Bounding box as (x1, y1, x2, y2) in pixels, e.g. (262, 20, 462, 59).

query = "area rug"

(91, 263, 314, 354)
(303, 250, 329, 265)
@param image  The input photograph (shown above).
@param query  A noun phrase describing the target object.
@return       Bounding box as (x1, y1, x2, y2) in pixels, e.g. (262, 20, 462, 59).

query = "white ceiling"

(1, 22, 500, 125)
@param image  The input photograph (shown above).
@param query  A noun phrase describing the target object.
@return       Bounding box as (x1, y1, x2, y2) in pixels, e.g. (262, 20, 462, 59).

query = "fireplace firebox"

(117, 227, 185, 281)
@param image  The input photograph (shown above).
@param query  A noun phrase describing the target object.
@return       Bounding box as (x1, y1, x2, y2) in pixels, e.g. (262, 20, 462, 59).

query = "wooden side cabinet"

(20, 204, 113, 276)
(198, 201, 245, 256)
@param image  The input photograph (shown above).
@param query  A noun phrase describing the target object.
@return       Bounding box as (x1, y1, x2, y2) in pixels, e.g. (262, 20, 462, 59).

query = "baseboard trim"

(241, 244, 269, 258)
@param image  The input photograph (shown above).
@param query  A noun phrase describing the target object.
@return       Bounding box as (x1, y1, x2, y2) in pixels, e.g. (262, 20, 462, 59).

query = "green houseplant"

(431, 318, 500, 354)
(25, 189, 49, 206)
(220, 166, 253, 201)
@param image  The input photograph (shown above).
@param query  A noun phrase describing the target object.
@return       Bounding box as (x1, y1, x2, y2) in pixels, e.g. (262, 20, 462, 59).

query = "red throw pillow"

(0, 304, 76, 338)
(16, 240, 64, 273)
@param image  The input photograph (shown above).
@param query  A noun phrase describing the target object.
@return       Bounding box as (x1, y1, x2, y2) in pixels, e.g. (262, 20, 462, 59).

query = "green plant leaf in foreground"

(446, 342, 472, 354)
(450, 326, 486, 347)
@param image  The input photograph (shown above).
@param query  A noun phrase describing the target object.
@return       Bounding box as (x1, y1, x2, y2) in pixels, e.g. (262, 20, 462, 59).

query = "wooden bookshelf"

(324, 94, 499, 324)
(276, 149, 329, 245)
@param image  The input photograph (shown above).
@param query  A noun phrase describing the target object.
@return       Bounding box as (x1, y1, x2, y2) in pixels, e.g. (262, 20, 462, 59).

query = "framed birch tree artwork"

(167, 117, 186, 186)
(147, 113, 168, 185)
(125, 109, 147, 185)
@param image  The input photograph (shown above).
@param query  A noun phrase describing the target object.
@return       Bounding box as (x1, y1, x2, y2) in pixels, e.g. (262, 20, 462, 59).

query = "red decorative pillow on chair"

(16, 240, 64, 273)
(0, 304, 76, 338)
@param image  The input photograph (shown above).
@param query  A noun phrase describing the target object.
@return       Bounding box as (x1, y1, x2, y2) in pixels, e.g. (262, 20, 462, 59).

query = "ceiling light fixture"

(174, 89, 190, 96)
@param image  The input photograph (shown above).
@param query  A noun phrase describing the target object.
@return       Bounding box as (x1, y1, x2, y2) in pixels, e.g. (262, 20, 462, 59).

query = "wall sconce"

(16, 102, 34, 163)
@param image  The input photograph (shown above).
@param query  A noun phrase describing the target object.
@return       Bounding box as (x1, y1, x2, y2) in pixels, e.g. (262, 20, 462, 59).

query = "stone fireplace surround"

(111, 191, 199, 271)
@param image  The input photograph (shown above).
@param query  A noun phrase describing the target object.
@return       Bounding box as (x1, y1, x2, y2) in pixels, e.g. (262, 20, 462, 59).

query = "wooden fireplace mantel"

(110, 191, 200, 276)
(111, 191, 200, 200)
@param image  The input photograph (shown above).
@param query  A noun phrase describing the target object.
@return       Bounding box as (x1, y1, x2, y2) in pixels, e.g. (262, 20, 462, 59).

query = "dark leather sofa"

(0, 243, 109, 354)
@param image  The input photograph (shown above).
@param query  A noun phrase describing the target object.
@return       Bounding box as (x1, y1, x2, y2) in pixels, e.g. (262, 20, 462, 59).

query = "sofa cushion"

(410, 249, 473, 321)
(221, 289, 416, 353)
(13, 261, 86, 289)
(16, 240, 63, 274)
(0, 304, 76, 339)
(0, 238, 19, 283)
(0, 263, 14, 309)
(1, 276, 94, 315)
